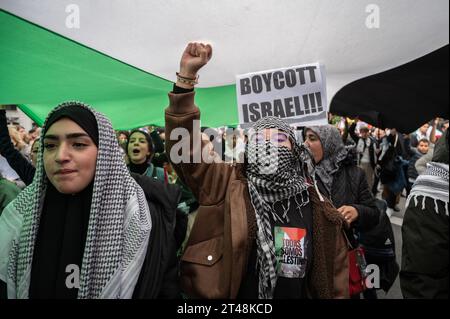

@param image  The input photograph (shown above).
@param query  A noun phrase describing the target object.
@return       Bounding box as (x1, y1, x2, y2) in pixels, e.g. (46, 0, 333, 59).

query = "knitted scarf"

(0, 101, 151, 299)
(245, 116, 312, 299)
(406, 162, 449, 216)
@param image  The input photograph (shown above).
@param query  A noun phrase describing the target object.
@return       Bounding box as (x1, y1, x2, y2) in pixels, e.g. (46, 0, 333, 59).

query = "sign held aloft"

(236, 63, 327, 128)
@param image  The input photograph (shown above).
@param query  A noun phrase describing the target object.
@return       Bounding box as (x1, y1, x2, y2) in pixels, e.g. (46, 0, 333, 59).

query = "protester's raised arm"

(429, 118, 437, 144)
(165, 43, 233, 205)
(176, 42, 212, 90)
(347, 119, 358, 144)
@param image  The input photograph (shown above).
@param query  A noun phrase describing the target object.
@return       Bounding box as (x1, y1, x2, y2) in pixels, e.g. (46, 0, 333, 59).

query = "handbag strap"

(341, 228, 355, 250)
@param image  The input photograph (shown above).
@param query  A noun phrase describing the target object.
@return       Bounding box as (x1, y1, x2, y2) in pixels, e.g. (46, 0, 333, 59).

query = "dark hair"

(359, 126, 369, 133)
(417, 138, 429, 145)
(431, 129, 449, 164)
(152, 152, 169, 168)
(31, 138, 39, 151)
(438, 120, 449, 132)
(154, 126, 165, 135)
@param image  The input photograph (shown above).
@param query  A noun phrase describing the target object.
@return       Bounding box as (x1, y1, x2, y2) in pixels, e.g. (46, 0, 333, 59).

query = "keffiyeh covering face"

(0, 101, 151, 299)
(245, 116, 312, 299)
(306, 125, 348, 197)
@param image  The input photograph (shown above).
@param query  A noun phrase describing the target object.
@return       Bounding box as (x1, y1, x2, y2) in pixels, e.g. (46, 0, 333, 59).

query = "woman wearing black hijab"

(0, 101, 180, 299)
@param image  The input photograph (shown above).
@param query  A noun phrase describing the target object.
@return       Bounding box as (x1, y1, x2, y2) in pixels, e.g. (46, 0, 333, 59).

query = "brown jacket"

(165, 91, 349, 299)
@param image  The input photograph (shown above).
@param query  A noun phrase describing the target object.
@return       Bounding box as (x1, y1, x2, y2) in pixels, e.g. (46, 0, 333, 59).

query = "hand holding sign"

(178, 42, 213, 88)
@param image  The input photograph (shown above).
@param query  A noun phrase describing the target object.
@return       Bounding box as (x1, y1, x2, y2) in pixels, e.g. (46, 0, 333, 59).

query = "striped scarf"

(0, 102, 151, 298)
(406, 162, 449, 216)
(245, 116, 312, 299)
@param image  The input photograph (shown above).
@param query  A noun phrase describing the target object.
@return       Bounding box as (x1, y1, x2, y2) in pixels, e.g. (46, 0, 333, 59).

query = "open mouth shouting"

(128, 145, 149, 164)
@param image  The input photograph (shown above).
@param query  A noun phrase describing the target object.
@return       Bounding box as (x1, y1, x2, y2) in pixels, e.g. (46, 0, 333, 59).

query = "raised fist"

(179, 42, 213, 79)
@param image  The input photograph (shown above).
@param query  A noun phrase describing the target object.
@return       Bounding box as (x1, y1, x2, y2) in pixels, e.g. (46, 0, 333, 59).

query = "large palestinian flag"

(0, 1, 448, 131)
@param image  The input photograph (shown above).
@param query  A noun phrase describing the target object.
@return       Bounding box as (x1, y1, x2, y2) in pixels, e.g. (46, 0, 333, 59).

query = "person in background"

(400, 129, 449, 299)
(440, 120, 449, 132)
(29, 139, 39, 167)
(414, 119, 438, 176)
(28, 127, 40, 145)
(410, 122, 430, 147)
(147, 126, 166, 155)
(371, 127, 387, 196)
(404, 137, 430, 195)
(0, 173, 21, 215)
(379, 128, 409, 215)
(127, 129, 165, 181)
(349, 122, 377, 194)
(116, 130, 130, 164)
(0, 109, 35, 186)
(117, 130, 129, 152)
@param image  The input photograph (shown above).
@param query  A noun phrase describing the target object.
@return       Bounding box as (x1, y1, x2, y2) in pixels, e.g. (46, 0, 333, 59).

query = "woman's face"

(304, 129, 323, 164)
(127, 132, 150, 164)
(43, 118, 98, 194)
(30, 140, 39, 167)
(118, 133, 128, 144)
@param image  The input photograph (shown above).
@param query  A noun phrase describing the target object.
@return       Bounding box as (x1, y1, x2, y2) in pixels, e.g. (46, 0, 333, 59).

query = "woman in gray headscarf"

(303, 125, 381, 298)
(0, 102, 180, 299)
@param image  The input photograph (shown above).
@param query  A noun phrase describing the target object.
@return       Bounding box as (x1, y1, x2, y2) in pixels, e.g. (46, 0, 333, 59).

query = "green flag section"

(0, 10, 238, 129)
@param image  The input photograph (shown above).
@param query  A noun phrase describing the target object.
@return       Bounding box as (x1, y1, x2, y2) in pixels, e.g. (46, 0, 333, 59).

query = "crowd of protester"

(0, 43, 448, 299)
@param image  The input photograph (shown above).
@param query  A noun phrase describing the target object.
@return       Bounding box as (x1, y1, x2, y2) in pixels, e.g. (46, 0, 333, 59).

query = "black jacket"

(400, 196, 449, 299)
(0, 110, 35, 186)
(387, 132, 409, 160)
(131, 173, 182, 299)
(317, 151, 380, 232)
(349, 122, 377, 169)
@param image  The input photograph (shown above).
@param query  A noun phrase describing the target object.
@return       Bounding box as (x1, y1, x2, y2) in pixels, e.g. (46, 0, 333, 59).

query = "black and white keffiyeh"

(0, 101, 151, 299)
(245, 116, 312, 299)
(406, 162, 449, 216)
